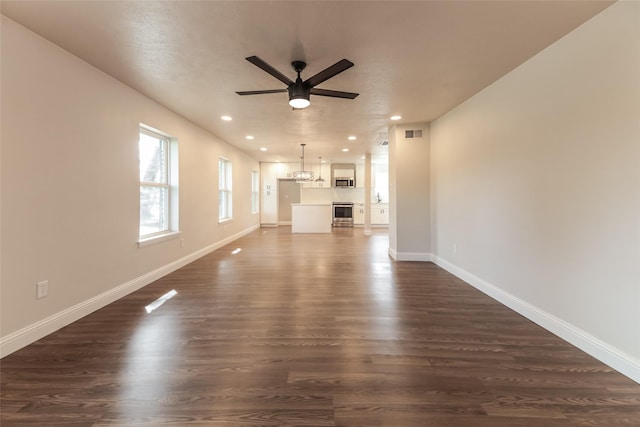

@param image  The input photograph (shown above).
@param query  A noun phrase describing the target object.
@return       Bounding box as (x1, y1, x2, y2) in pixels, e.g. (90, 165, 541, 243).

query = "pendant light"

(293, 144, 314, 182)
(315, 157, 325, 182)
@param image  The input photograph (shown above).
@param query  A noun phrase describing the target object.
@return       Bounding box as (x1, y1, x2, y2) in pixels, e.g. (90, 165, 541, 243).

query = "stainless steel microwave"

(334, 177, 355, 188)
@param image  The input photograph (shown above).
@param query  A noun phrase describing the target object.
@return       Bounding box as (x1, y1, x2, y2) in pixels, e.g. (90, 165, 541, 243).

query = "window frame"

(138, 125, 180, 246)
(218, 157, 233, 222)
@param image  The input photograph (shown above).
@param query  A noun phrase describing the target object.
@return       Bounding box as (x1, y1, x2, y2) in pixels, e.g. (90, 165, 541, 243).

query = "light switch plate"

(36, 280, 48, 299)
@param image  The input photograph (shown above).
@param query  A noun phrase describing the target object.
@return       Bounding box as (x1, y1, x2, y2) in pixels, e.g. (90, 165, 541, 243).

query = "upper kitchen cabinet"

(301, 162, 330, 189)
(274, 162, 296, 179)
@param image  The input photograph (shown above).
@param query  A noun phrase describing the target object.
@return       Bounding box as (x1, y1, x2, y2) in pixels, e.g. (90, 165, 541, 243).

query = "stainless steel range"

(332, 202, 354, 227)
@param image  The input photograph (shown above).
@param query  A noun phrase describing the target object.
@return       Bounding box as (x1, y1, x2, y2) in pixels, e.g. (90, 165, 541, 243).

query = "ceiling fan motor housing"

(288, 82, 310, 102)
(291, 61, 307, 73)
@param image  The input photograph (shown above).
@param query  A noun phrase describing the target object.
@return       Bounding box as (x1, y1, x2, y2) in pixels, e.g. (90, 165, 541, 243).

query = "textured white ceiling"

(1, 1, 612, 163)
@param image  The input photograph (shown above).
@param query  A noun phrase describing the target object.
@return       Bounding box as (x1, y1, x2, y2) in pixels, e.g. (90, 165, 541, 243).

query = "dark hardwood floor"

(2, 227, 639, 426)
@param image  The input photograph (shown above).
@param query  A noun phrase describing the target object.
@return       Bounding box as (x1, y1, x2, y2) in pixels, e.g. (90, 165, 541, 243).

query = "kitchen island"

(291, 203, 332, 233)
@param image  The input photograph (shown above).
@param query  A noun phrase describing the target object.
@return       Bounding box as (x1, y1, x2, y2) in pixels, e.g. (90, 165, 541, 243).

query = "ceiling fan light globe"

(289, 98, 310, 109)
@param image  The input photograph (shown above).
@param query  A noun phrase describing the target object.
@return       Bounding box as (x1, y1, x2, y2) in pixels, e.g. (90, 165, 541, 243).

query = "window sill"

(138, 231, 181, 247)
(218, 218, 233, 224)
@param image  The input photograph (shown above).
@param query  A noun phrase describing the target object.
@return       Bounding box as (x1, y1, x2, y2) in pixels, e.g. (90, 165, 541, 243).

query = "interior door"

(278, 179, 300, 224)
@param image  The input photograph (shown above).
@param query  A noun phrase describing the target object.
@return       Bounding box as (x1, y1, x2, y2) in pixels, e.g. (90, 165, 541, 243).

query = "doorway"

(278, 179, 300, 224)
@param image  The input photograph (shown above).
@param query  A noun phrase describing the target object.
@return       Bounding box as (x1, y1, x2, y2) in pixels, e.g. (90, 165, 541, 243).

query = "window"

(139, 126, 179, 243)
(219, 158, 232, 221)
(374, 164, 389, 204)
(251, 170, 259, 214)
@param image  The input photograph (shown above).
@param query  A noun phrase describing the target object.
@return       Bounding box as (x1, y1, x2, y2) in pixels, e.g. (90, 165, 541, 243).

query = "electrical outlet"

(179, 238, 184, 248)
(36, 280, 48, 299)
(453, 244, 457, 254)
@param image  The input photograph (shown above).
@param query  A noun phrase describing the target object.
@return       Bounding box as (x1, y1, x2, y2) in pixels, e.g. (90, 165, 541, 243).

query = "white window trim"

(138, 230, 181, 247)
(138, 125, 180, 246)
(218, 157, 232, 222)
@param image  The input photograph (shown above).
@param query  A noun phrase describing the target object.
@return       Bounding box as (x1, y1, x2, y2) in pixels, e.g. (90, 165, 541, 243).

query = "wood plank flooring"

(2, 227, 639, 426)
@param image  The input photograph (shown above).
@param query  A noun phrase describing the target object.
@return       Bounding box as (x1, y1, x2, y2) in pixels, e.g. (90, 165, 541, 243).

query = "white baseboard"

(432, 255, 640, 384)
(389, 248, 433, 262)
(388, 247, 397, 259)
(0, 224, 260, 358)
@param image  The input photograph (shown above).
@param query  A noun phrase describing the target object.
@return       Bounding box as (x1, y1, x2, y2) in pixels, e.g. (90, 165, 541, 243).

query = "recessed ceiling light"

(342, 148, 349, 152)
(260, 147, 267, 151)
(245, 135, 254, 140)
(390, 115, 402, 121)
(321, 160, 326, 163)
(348, 136, 356, 141)
(221, 115, 232, 121)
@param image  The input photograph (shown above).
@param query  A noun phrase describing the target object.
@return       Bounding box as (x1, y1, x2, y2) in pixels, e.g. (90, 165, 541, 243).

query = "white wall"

(0, 17, 259, 355)
(430, 2, 639, 381)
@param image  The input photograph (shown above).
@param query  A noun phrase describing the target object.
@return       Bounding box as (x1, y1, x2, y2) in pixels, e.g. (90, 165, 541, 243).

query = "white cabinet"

(371, 204, 389, 225)
(302, 180, 330, 189)
(354, 204, 365, 225)
(274, 162, 295, 179)
(301, 163, 330, 188)
(261, 163, 279, 225)
(353, 203, 388, 225)
(316, 163, 329, 185)
(261, 162, 299, 224)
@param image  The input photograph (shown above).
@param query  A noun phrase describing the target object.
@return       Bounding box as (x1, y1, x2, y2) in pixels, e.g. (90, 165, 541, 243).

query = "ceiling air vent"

(405, 129, 423, 139)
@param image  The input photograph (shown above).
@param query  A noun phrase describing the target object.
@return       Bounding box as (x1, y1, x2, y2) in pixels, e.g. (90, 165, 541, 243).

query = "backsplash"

(300, 187, 365, 204)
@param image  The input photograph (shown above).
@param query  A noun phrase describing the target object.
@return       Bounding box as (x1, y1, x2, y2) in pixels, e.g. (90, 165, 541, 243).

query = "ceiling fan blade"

(310, 88, 359, 99)
(304, 59, 354, 88)
(245, 56, 294, 86)
(236, 89, 288, 95)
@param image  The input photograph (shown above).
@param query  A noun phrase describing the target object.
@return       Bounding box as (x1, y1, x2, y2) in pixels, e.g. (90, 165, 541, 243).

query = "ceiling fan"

(236, 56, 359, 109)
